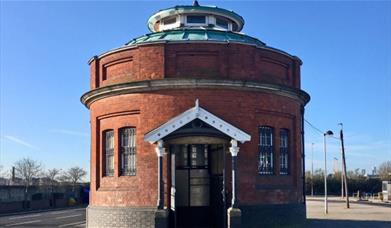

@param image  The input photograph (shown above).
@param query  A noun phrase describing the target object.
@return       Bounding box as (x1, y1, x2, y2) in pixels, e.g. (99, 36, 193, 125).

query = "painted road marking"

(58, 221, 85, 227)
(50, 208, 85, 215)
(8, 214, 41, 220)
(4, 220, 41, 227)
(56, 214, 83, 219)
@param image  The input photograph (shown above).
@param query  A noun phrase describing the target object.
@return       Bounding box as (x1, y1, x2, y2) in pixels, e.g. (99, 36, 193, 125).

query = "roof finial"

(192, 0, 200, 6)
(195, 99, 200, 117)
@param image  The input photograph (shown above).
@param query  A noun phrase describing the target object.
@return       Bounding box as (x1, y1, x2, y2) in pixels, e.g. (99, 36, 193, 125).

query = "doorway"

(170, 144, 226, 228)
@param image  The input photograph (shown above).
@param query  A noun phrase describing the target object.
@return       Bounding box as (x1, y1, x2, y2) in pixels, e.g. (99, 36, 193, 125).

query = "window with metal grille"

(120, 127, 136, 176)
(259, 126, 273, 175)
(104, 130, 114, 177)
(280, 129, 289, 175)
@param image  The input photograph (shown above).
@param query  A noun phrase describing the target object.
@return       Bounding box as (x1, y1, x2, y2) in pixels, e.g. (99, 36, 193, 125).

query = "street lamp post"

(311, 143, 314, 197)
(324, 130, 333, 214)
(341, 148, 344, 199)
(339, 123, 350, 208)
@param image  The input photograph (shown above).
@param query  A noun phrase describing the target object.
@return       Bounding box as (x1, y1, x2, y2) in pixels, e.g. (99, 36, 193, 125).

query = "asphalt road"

(0, 207, 86, 227)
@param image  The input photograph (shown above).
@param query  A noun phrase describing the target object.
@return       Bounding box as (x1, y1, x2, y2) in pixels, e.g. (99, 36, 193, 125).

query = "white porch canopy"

(144, 99, 251, 144)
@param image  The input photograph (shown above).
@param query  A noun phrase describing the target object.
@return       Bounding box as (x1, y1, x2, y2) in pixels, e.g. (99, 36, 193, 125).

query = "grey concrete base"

(87, 206, 164, 228)
(228, 207, 242, 228)
(240, 203, 306, 228)
(155, 209, 169, 228)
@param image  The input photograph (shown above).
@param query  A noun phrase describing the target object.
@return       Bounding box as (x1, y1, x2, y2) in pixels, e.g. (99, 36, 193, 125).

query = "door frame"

(168, 142, 228, 228)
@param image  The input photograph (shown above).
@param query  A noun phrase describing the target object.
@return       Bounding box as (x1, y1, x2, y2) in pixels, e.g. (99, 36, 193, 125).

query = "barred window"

(104, 130, 114, 177)
(259, 126, 273, 175)
(280, 129, 289, 175)
(120, 127, 136, 176)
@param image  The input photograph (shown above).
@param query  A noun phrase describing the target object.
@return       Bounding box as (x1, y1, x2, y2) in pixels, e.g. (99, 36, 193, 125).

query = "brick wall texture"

(89, 43, 301, 90)
(83, 41, 308, 227)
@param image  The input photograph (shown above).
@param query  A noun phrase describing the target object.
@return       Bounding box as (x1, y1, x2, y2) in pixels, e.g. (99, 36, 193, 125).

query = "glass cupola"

(147, 0, 245, 32)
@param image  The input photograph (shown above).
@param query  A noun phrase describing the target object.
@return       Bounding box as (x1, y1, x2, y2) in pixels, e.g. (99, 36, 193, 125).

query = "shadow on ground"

(306, 219, 391, 228)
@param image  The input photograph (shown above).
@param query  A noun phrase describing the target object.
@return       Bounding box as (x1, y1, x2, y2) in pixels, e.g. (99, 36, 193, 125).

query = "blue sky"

(1, 0, 390, 178)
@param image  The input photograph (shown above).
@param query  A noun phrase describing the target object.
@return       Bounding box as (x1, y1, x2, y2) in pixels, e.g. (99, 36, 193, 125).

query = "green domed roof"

(125, 29, 265, 47)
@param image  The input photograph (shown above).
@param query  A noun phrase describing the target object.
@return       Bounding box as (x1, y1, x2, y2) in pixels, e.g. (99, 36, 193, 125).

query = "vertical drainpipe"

(222, 144, 227, 228)
(156, 140, 165, 209)
(301, 105, 306, 204)
(93, 56, 100, 88)
(229, 139, 239, 208)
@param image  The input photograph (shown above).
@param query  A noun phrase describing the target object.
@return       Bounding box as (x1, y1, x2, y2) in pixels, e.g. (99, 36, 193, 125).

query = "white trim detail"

(144, 99, 251, 144)
(229, 139, 240, 157)
(155, 140, 165, 157)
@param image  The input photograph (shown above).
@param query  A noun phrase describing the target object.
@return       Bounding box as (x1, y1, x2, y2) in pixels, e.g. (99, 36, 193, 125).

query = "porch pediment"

(144, 100, 251, 143)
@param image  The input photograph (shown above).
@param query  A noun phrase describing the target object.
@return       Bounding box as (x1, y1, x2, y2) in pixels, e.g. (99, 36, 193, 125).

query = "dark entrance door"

(170, 144, 225, 228)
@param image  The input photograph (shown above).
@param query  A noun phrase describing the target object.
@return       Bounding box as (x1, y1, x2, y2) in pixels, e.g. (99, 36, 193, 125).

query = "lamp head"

(324, 130, 334, 136)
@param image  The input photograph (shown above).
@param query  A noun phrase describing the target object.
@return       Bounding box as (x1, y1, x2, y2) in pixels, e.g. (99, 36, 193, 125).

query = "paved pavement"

(306, 196, 391, 228)
(0, 207, 86, 227)
(0, 199, 390, 227)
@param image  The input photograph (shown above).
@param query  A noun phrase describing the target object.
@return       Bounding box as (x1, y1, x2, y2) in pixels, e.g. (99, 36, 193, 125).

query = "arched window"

(120, 127, 136, 176)
(259, 126, 273, 175)
(103, 130, 114, 177)
(280, 129, 289, 175)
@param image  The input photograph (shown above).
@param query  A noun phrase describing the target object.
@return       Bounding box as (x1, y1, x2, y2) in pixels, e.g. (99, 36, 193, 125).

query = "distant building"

(81, 1, 310, 227)
(373, 166, 378, 175)
(9, 177, 23, 186)
(367, 174, 380, 179)
(0, 177, 10, 186)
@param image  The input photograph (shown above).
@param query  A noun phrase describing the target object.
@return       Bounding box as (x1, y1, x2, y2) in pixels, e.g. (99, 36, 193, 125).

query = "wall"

(84, 38, 308, 228)
(0, 185, 86, 214)
(88, 89, 304, 207)
(88, 43, 301, 90)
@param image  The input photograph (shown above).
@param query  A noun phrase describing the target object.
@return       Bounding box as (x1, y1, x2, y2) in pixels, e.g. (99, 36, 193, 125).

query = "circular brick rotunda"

(81, 1, 310, 227)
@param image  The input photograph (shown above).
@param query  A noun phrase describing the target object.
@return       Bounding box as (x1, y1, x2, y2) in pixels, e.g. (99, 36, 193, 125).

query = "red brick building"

(81, 1, 310, 227)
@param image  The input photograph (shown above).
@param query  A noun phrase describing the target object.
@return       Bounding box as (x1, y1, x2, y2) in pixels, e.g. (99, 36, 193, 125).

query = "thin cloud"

(4, 135, 40, 150)
(49, 129, 89, 137)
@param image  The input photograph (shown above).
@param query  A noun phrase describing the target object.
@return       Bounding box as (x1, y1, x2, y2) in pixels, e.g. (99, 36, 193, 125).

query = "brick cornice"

(80, 79, 310, 108)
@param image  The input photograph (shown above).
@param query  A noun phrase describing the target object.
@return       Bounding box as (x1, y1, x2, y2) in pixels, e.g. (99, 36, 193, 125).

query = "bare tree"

(14, 158, 42, 200)
(46, 168, 61, 192)
(0, 165, 10, 185)
(378, 161, 391, 181)
(58, 172, 70, 184)
(65, 166, 87, 192)
(0, 165, 7, 178)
